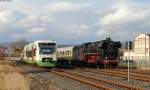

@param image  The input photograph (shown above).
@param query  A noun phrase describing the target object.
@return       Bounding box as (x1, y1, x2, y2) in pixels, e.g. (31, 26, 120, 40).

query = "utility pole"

(128, 41, 130, 82)
(145, 34, 147, 67)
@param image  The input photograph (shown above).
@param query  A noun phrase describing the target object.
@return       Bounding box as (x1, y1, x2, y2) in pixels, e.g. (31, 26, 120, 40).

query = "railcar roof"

(34, 40, 56, 43)
(24, 40, 56, 47)
(57, 45, 75, 48)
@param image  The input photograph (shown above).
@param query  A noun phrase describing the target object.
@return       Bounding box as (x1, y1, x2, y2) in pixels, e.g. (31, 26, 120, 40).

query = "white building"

(123, 33, 150, 68)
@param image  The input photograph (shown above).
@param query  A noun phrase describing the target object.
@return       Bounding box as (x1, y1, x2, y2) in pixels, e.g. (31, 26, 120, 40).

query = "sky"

(0, 0, 150, 44)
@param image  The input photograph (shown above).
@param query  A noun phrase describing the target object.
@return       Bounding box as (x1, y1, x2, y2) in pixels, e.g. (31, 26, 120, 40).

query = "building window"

(131, 56, 133, 60)
(142, 56, 144, 60)
(146, 48, 148, 53)
(125, 56, 127, 60)
(66, 51, 69, 56)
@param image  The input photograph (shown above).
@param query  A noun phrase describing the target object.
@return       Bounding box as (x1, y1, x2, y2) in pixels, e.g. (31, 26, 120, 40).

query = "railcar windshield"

(38, 43, 56, 54)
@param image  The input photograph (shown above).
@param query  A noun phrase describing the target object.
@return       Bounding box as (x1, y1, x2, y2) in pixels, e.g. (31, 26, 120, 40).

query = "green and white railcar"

(23, 40, 57, 67)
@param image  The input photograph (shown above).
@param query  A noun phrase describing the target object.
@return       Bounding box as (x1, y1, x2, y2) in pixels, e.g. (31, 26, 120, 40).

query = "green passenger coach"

(23, 40, 57, 67)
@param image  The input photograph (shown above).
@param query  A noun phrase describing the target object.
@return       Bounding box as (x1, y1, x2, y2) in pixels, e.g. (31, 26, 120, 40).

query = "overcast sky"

(0, 0, 150, 44)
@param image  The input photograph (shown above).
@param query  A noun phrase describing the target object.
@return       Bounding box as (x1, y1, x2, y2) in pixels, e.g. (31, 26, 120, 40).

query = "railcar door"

(32, 47, 36, 64)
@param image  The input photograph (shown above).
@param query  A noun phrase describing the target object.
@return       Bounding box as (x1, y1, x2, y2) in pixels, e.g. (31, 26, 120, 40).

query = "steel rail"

(99, 69, 150, 79)
(67, 70, 145, 90)
(80, 69, 150, 82)
(95, 69, 150, 82)
(50, 70, 112, 90)
(112, 69, 150, 75)
(52, 70, 144, 90)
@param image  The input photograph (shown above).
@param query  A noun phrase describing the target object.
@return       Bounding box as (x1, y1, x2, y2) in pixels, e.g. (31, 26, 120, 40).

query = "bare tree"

(0, 45, 6, 60)
(11, 39, 29, 57)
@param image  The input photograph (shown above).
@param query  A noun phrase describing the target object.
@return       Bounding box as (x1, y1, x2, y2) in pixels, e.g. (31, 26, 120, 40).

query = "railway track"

(99, 69, 150, 79)
(51, 69, 144, 90)
(113, 69, 150, 75)
(51, 70, 112, 90)
(17, 65, 112, 90)
(14, 64, 112, 90)
(11, 63, 147, 90)
(79, 68, 150, 82)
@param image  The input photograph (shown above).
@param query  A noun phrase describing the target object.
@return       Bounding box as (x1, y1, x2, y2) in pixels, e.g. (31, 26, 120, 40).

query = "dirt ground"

(0, 64, 60, 90)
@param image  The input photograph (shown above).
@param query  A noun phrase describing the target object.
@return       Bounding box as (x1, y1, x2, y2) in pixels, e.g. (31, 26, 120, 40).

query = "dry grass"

(0, 65, 30, 90)
(0, 64, 60, 90)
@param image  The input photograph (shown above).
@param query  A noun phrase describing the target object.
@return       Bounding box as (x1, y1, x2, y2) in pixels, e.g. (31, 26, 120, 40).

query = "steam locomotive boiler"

(73, 37, 121, 68)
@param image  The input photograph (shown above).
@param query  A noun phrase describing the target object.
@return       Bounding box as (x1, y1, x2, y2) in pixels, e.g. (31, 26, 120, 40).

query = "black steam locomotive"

(57, 37, 121, 68)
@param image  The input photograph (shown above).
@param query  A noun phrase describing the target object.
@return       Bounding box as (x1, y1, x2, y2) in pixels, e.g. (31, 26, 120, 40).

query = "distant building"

(123, 33, 150, 69)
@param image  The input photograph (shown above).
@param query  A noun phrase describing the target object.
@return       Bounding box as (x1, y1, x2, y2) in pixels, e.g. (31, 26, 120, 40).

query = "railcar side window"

(27, 50, 32, 57)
